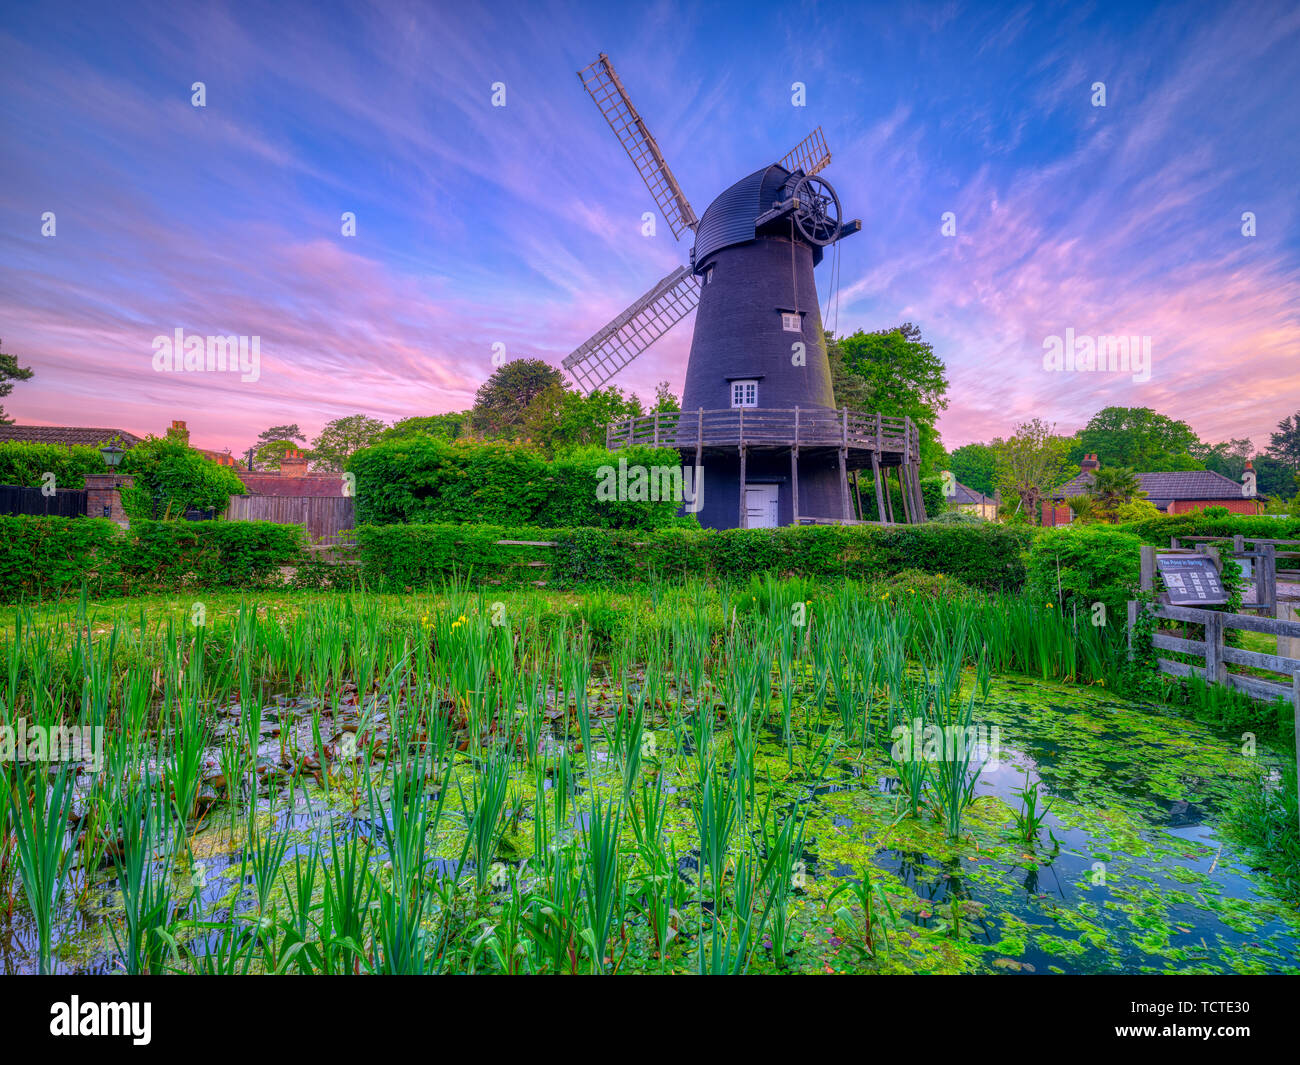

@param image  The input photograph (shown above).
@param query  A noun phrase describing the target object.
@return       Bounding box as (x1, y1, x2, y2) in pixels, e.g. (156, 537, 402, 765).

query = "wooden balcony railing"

(605, 408, 918, 460)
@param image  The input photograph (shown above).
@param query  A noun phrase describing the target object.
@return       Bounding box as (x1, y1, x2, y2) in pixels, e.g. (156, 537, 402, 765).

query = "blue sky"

(2, 0, 1297, 453)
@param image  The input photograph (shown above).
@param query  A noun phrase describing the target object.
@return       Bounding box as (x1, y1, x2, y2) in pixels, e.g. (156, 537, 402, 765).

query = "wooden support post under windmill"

(899, 466, 913, 524)
(853, 469, 864, 521)
(871, 449, 885, 523)
(791, 407, 800, 524)
(693, 408, 703, 481)
(838, 407, 851, 521)
(738, 443, 748, 529)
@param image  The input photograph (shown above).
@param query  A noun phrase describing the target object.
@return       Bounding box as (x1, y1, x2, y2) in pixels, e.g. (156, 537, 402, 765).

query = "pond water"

(1, 670, 1295, 974)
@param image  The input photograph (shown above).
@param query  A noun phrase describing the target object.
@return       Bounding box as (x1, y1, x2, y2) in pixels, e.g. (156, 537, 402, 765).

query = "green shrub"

(1026, 526, 1141, 619)
(347, 438, 683, 529)
(870, 568, 976, 602)
(920, 476, 948, 518)
(928, 510, 986, 525)
(120, 436, 246, 520)
(0, 441, 107, 489)
(0, 516, 303, 601)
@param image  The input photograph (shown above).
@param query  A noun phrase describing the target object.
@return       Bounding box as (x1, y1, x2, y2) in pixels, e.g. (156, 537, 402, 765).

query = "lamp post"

(91, 443, 130, 526)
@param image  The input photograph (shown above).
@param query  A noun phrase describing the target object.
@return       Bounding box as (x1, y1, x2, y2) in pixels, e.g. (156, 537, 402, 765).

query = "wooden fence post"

(1294, 670, 1300, 837)
(1140, 545, 1157, 594)
(1204, 611, 1226, 685)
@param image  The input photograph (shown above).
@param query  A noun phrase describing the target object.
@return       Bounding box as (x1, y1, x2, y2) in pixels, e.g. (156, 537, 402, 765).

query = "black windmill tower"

(563, 54, 926, 529)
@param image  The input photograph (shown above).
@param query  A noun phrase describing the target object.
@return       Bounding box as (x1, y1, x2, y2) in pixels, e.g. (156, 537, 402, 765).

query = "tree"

(1268, 411, 1300, 471)
(991, 419, 1077, 523)
(1074, 407, 1203, 471)
(827, 323, 950, 475)
(947, 443, 997, 498)
(650, 381, 680, 413)
(383, 413, 472, 442)
(1193, 437, 1255, 480)
(470, 359, 566, 439)
(519, 384, 644, 456)
(310, 414, 387, 472)
(1252, 454, 1297, 501)
(119, 436, 245, 520)
(0, 340, 34, 425)
(1087, 466, 1145, 521)
(253, 439, 300, 469)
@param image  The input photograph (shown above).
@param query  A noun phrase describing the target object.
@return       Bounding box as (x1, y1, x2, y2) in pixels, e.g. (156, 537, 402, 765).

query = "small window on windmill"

(731, 379, 758, 408)
(781, 312, 802, 333)
(703, 265, 714, 286)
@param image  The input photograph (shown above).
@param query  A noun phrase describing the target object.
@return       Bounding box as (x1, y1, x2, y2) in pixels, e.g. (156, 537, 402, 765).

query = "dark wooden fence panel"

(225, 495, 354, 543)
(0, 485, 87, 518)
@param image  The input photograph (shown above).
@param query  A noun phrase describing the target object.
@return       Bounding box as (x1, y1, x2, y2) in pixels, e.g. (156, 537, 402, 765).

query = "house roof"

(0, 424, 142, 447)
(1052, 469, 1246, 501)
(951, 480, 994, 506)
(236, 472, 346, 498)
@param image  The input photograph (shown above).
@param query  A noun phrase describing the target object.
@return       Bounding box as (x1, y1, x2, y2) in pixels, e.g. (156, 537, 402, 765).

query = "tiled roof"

(0, 424, 142, 447)
(1052, 469, 1246, 501)
(951, 481, 994, 505)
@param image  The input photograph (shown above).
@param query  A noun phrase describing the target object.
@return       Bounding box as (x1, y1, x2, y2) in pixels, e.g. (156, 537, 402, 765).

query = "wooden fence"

(225, 495, 354, 544)
(0, 485, 86, 518)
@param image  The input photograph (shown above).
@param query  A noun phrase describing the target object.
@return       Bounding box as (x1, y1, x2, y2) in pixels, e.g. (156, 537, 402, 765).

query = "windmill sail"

(778, 126, 831, 177)
(578, 54, 699, 240)
(562, 266, 700, 393)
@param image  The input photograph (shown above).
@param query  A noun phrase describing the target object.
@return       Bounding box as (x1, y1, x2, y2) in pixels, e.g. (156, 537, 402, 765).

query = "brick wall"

(84, 473, 133, 525)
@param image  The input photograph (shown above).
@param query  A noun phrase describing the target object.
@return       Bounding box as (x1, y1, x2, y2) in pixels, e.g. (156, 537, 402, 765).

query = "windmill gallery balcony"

(605, 407, 928, 527)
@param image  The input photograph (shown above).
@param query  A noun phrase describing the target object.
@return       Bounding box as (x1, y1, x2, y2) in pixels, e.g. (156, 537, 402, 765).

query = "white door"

(745, 484, 780, 528)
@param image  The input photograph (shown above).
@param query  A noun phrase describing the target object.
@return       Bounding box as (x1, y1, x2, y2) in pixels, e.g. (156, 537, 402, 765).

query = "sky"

(2, 0, 1298, 456)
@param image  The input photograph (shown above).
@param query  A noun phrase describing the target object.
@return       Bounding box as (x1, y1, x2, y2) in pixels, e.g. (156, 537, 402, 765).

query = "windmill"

(563, 53, 926, 529)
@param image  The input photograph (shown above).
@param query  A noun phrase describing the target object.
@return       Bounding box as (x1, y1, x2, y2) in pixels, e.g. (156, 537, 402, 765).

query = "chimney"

(280, 448, 309, 476)
(168, 419, 190, 444)
(1080, 453, 1099, 474)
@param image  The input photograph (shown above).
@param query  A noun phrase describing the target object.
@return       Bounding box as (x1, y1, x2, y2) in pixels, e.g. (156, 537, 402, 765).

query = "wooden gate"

(225, 495, 354, 543)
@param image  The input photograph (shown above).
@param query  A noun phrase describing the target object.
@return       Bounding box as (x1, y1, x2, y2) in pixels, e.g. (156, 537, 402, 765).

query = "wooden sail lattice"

(578, 54, 698, 240)
(778, 126, 831, 177)
(562, 266, 700, 393)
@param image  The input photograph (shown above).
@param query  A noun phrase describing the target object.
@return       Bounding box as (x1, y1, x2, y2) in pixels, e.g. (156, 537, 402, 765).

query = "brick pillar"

(85, 474, 133, 527)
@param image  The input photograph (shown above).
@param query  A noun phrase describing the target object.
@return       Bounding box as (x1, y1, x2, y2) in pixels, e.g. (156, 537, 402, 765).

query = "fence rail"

(1136, 601, 1300, 704)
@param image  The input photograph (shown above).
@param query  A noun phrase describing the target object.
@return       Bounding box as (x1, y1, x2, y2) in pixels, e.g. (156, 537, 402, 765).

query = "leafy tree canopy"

(119, 436, 245, 520)
(1073, 406, 1203, 471)
(947, 442, 997, 498)
(310, 414, 387, 473)
(828, 323, 950, 475)
(471, 359, 566, 439)
(1268, 410, 1300, 471)
(991, 419, 1077, 523)
(0, 339, 34, 425)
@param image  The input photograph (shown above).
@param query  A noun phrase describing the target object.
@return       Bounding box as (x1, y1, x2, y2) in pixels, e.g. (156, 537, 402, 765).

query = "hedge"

(1117, 512, 1300, 544)
(346, 438, 688, 529)
(0, 516, 305, 601)
(355, 521, 1033, 592)
(0, 441, 106, 489)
